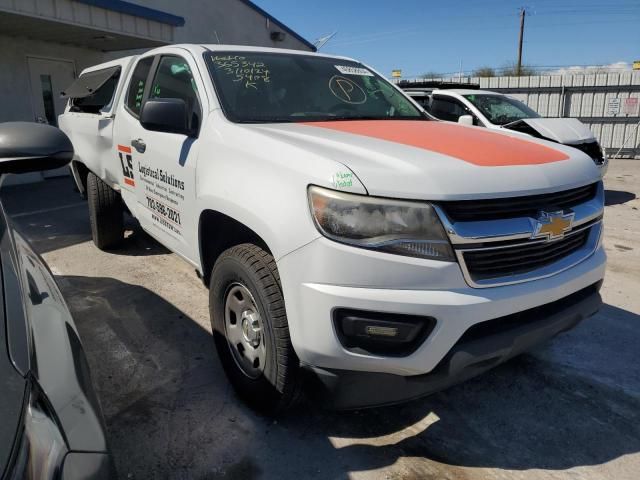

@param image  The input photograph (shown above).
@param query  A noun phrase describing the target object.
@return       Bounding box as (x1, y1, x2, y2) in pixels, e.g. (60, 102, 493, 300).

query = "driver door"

(113, 51, 206, 264)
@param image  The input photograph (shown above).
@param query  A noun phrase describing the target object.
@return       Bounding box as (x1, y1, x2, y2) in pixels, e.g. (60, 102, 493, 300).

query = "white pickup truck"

(59, 44, 606, 412)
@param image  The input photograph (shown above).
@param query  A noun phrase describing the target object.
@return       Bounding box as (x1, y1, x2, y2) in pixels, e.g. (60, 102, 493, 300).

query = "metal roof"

(75, 0, 185, 26)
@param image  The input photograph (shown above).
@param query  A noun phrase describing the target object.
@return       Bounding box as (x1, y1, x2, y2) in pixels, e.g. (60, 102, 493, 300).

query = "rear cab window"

(67, 67, 121, 114)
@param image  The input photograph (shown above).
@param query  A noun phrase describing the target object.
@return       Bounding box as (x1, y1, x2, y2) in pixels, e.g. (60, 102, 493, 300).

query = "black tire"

(209, 243, 302, 414)
(87, 172, 124, 250)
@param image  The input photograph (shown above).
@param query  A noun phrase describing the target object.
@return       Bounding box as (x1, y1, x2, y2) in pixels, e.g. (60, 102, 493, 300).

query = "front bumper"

(302, 281, 602, 409)
(278, 236, 606, 379)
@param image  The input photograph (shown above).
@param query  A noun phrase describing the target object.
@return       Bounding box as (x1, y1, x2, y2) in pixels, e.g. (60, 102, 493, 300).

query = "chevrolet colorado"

(59, 45, 605, 412)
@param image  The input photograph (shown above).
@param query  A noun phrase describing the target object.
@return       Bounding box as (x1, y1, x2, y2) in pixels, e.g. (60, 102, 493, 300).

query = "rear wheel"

(87, 172, 124, 250)
(209, 243, 302, 414)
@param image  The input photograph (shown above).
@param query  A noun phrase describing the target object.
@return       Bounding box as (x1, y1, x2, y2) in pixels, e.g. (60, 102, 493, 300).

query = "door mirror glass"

(0, 122, 73, 174)
(140, 98, 194, 136)
(458, 115, 474, 126)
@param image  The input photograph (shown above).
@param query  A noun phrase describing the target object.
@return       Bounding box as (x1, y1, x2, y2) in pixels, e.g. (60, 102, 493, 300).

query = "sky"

(253, 0, 640, 79)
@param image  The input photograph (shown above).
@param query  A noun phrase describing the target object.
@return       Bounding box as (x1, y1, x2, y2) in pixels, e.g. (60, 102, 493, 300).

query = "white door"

(113, 52, 204, 264)
(27, 57, 76, 177)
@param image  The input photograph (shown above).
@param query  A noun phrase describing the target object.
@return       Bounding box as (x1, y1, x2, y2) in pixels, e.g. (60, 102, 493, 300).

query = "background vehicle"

(404, 86, 608, 175)
(60, 45, 605, 412)
(0, 122, 113, 479)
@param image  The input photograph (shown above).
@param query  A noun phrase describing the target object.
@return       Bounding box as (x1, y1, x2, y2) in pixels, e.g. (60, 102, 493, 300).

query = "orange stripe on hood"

(302, 120, 569, 166)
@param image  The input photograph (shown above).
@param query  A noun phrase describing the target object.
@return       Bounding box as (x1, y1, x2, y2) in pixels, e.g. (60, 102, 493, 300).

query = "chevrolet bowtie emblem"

(532, 211, 575, 241)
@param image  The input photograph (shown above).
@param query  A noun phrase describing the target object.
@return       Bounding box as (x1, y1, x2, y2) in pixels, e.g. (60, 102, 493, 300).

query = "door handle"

(131, 138, 146, 153)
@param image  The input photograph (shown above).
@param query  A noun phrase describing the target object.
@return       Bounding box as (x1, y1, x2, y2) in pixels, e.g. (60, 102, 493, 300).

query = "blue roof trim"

(74, 0, 185, 27)
(237, 0, 317, 52)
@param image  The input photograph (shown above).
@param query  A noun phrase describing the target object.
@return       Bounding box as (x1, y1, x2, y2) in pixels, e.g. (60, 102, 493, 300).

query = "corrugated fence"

(400, 72, 640, 159)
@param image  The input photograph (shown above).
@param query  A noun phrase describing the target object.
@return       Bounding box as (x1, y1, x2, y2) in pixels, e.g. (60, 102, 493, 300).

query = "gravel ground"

(2, 160, 638, 480)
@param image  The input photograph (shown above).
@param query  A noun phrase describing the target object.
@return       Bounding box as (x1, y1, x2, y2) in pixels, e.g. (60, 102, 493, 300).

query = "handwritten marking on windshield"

(329, 76, 367, 105)
(212, 55, 271, 89)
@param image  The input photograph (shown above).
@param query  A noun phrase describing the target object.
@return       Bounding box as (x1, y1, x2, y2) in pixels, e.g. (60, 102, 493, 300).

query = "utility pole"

(517, 7, 526, 76)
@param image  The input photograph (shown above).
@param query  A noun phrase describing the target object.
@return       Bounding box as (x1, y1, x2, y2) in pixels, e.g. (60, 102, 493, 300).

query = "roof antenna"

(314, 31, 337, 50)
(213, 30, 221, 44)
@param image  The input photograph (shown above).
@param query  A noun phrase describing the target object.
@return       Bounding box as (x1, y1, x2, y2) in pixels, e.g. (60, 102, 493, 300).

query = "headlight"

(8, 382, 67, 480)
(308, 185, 455, 261)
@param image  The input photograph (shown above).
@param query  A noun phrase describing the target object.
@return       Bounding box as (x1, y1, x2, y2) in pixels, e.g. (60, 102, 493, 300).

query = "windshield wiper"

(319, 115, 382, 121)
(237, 115, 429, 124)
(304, 115, 427, 122)
(236, 117, 297, 124)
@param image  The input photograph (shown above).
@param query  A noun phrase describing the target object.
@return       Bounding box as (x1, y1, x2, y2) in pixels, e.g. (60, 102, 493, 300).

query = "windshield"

(463, 94, 540, 125)
(205, 51, 424, 123)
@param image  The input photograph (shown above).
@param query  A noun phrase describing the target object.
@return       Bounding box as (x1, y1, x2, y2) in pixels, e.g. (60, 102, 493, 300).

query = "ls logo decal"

(117, 144, 135, 187)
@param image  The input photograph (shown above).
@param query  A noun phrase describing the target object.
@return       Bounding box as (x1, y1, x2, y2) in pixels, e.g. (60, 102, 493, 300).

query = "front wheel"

(209, 243, 301, 414)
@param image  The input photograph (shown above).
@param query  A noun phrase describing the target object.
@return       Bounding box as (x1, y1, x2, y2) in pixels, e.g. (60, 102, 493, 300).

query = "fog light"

(365, 325, 399, 337)
(334, 308, 436, 356)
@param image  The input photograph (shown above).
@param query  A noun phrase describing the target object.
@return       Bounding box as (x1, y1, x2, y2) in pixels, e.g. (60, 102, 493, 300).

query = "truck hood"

(249, 120, 600, 200)
(503, 118, 596, 144)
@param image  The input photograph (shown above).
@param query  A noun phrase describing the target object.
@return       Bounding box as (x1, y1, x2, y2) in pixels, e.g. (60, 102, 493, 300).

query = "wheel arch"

(70, 160, 90, 198)
(198, 209, 273, 286)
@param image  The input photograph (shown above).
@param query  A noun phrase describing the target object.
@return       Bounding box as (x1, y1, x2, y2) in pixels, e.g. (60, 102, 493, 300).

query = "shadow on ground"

(1, 176, 169, 255)
(605, 189, 636, 206)
(57, 274, 640, 479)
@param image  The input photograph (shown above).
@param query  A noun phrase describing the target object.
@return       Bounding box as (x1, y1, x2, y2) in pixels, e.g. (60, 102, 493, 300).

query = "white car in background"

(405, 87, 608, 176)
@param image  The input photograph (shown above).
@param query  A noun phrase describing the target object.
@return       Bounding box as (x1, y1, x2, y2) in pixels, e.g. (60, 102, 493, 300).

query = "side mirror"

(458, 115, 474, 126)
(0, 122, 73, 175)
(140, 99, 194, 136)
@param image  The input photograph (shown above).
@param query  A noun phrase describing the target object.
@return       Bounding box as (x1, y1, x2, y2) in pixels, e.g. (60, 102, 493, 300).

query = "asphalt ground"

(1, 160, 639, 480)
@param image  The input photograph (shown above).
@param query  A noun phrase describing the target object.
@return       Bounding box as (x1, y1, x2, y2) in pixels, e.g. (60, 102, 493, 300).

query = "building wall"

(131, 0, 313, 50)
(0, 35, 103, 123)
(0, 0, 174, 46)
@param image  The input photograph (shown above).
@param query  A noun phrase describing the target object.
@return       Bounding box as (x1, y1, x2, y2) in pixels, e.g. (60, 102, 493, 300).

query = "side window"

(430, 96, 468, 122)
(126, 56, 154, 117)
(411, 96, 429, 109)
(149, 56, 201, 131)
(70, 69, 120, 114)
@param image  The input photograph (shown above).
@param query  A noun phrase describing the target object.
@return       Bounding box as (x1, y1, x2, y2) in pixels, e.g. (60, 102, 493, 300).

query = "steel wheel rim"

(223, 282, 266, 379)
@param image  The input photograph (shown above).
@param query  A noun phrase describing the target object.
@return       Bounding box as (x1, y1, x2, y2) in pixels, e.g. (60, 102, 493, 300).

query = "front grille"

(571, 141, 605, 165)
(462, 228, 591, 280)
(440, 183, 598, 222)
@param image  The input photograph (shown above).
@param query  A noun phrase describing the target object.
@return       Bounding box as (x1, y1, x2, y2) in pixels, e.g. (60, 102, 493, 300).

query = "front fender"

(195, 118, 367, 262)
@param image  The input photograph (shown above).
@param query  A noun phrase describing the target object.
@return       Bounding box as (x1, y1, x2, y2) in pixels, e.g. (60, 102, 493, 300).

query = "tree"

(500, 62, 536, 76)
(473, 66, 496, 77)
(420, 71, 441, 79)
